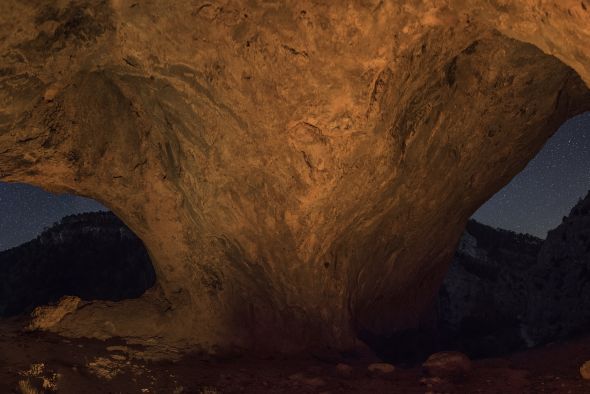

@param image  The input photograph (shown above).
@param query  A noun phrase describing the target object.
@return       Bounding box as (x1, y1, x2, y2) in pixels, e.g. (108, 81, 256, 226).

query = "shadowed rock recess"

(0, 1, 589, 354)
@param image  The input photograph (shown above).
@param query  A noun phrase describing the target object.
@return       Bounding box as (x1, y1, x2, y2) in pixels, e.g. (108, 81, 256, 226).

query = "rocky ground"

(2, 317, 590, 394)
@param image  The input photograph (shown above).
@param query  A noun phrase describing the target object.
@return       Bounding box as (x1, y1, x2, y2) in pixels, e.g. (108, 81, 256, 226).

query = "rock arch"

(0, 0, 589, 354)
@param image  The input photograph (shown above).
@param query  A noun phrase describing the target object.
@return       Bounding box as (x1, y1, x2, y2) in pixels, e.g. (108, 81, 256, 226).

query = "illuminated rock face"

(0, 1, 589, 353)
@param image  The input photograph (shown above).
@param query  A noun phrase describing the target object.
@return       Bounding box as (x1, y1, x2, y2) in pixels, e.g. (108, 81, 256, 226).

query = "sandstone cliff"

(438, 220, 542, 356)
(526, 191, 590, 344)
(439, 192, 590, 357)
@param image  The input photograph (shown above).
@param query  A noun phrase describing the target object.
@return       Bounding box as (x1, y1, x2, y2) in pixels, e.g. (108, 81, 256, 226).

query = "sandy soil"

(2, 317, 590, 394)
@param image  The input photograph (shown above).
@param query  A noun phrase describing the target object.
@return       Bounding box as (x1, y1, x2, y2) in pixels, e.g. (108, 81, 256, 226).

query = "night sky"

(0, 113, 589, 250)
(0, 184, 106, 251)
(473, 112, 590, 238)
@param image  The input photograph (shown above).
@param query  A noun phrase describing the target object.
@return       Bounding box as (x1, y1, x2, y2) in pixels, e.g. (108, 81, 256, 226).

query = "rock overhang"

(0, 0, 589, 355)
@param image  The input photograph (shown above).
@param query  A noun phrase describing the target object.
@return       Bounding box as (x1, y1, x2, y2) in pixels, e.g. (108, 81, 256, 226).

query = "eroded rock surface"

(0, 1, 589, 353)
(27, 296, 81, 332)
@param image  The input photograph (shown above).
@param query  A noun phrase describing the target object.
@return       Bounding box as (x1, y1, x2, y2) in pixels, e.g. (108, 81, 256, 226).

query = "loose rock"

(422, 352, 471, 380)
(368, 363, 395, 375)
(580, 361, 590, 379)
(26, 296, 81, 331)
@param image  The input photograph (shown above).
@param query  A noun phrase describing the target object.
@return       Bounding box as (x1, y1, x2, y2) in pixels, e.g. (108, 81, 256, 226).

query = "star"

(0, 183, 107, 250)
(473, 111, 590, 238)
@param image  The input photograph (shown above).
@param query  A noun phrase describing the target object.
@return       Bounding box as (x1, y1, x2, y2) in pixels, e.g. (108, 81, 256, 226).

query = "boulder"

(368, 363, 395, 375)
(580, 361, 590, 380)
(422, 352, 471, 380)
(26, 296, 82, 331)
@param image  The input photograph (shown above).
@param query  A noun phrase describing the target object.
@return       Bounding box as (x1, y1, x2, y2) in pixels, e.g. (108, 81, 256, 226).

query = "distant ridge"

(0, 211, 155, 317)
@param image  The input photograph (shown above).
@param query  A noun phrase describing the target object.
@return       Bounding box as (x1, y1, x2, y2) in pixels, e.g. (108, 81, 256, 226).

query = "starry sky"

(0, 184, 106, 251)
(0, 113, 589, 250)
(473, 112, 590, 238)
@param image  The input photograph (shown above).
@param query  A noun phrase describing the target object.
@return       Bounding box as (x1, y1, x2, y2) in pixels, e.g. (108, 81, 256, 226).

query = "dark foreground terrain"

(2, 317, 590, 394)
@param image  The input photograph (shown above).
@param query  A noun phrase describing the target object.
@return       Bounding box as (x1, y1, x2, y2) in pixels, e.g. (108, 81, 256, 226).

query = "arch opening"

(0, 182, 156, 317)
(435, 111, 590, 358)
(363, 112, 590, 366)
